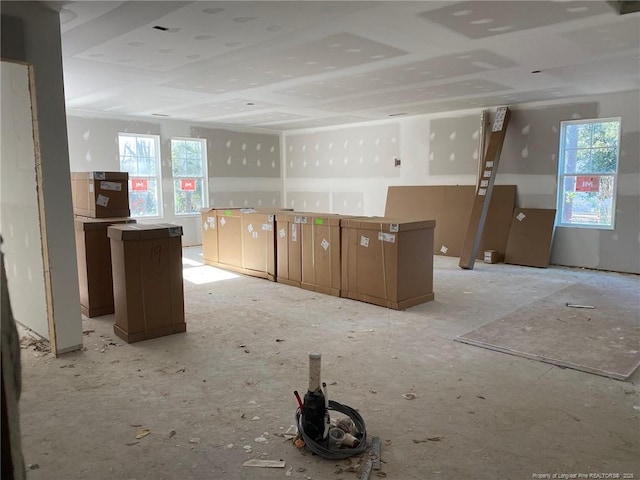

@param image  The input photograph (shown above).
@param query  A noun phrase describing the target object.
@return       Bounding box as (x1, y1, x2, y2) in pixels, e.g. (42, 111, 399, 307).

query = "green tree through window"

(118, 133, 162, 217)
(171, 138, 208, 215)
(557, 118, 620, 229)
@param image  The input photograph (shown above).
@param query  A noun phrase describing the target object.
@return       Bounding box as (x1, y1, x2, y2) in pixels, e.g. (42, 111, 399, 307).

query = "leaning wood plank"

(242, 459, 286, 468)
(459, 106, 511, 270)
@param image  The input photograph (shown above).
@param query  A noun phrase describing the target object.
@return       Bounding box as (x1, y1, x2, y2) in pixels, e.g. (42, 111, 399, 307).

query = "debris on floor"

(402, 392, 417, 400)
(565, 303, 594, 309)
(242, 459, 285, 468)
(135, 429, 150, 439)
(19, 335, 50, 353)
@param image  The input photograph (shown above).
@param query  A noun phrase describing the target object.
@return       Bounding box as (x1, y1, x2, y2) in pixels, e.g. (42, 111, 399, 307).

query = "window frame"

(170, 137, 209, 216)
(117, 132, 163, 219)
(556, 117, 621, 230)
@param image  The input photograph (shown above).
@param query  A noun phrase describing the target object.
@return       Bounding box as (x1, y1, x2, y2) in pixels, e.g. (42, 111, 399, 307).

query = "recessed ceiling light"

(152, 25, 169, 32)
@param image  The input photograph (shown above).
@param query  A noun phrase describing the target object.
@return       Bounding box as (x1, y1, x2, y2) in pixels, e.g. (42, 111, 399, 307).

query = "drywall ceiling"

(58, 1, 640, 131)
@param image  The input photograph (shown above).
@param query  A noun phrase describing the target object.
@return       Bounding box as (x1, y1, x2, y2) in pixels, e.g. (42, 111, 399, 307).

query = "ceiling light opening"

(153, 25, 169, 31)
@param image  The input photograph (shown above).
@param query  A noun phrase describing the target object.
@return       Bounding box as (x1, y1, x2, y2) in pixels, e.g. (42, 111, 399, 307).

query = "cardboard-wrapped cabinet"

(71, 171, 130, 218)
(275, 212, 303, 287)
(341, 217, 435, 310)
(75, 217, 136, 317)
(202, 208, 290, 281)
(107, 223, 185, 343)
(300, 213, 354, 297)
(200, 207, 219, 264)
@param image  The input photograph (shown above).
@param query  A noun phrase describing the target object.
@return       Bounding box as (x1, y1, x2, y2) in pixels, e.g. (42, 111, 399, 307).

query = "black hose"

(295, 399, 368, 459)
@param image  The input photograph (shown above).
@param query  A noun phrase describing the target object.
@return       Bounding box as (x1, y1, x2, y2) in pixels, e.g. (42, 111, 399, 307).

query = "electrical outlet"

(394, 157, 401, 167)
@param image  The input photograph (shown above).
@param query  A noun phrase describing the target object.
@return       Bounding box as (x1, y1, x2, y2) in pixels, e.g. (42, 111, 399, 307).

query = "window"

(118, 133, 162, 217)
(171, 138, 208, 215)
(556, 118, 620, 229)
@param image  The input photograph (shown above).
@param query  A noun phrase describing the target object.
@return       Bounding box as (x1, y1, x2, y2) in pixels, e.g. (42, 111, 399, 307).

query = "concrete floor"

(18, 248, 640, 480)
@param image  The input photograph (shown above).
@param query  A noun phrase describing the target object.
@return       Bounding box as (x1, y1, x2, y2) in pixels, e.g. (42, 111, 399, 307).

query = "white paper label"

(252, 231, 258, 239)
(220, 217, 226, 227)
(291, 224, 297, 242)
(96, 194, 109, 207)
(360, 235, 369, 248)
(93, 172, 106, 180)
(390, 223, 399, 233)
(480, 180, 489, 187)
(207, 216, 215, 227)
(378, 232, 396, 243)
(261, 224, 273, 231)
(295, 216, 307, 224)
(478, 188, 487, 196)
(267, 215, 274, 222)
(483, 170, 492, 178)
(517, 212, 526, 222)
(100, 181, 122, 191)
(203, 222, 208, 231)
(486, 161, 494, 168)
(440, 245, 448, 254)
(89, 184, 94, 193)
(279, 228, 286, 239)
(321, 239, 330, 250)
(248, 224, 254, 233)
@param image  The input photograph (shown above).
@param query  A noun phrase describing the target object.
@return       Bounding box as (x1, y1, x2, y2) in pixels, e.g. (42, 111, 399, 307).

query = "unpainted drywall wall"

(66, 117, 282, 245)
(283, 90, 640, 274)
(0, 61, 49, 339)
(2, 3, 83, 353)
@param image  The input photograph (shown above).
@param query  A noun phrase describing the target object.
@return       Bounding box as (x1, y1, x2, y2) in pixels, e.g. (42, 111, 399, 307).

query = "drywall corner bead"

(96, 194, 109, 207)
(440, 245, 448, 254)
(360, 236, 370, 248)
(517, 212, 527, 222)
